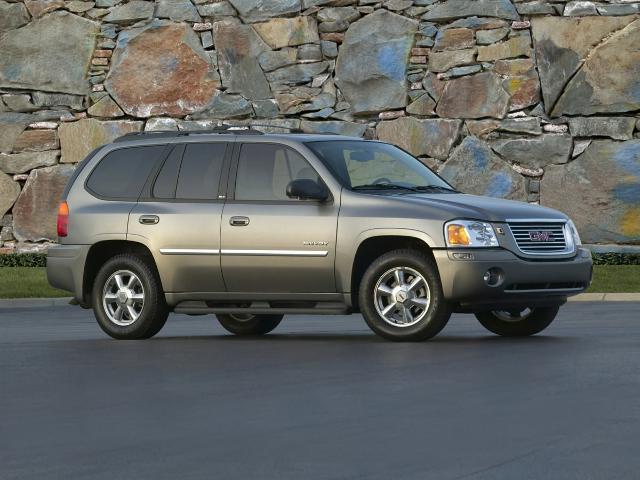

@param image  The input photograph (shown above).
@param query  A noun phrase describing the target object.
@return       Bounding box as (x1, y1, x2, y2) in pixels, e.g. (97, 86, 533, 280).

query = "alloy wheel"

(373, 266, 431, 327)
(491, 308, 533, 322)
(102, 270, 145, 326)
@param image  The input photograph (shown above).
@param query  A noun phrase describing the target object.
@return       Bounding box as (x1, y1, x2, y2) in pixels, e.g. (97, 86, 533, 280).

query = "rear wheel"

(358, 249, 451, 342)
(216, 313, 283, 336)
(474, 306, 560, 337)
(92, 254, 168, 340)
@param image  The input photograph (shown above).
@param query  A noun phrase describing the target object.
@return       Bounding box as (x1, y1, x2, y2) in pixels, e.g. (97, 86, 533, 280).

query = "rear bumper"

(46, 244, 89, 300)
(434, 247, 593, 311)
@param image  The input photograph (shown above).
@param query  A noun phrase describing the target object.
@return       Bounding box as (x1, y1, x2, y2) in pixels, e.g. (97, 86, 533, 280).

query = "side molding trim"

(221, 249, 328, 257)
(159, 248, 328, 257)
(159, 249, 220, 255)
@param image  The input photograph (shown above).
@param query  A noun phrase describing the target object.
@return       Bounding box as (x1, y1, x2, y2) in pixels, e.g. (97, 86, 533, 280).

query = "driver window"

(235, 144, 319, 201)
(345, 148, 425, 187)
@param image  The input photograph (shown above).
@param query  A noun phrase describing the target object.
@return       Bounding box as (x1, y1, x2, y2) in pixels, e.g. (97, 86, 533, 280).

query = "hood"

(387, 193, 568, 223)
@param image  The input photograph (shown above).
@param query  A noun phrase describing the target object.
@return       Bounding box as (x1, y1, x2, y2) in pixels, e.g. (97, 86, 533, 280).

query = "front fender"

(335, 228, 439, 294)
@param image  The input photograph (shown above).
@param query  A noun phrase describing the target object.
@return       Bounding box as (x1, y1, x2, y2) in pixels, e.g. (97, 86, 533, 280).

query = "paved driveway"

(1, 302, 639, 479)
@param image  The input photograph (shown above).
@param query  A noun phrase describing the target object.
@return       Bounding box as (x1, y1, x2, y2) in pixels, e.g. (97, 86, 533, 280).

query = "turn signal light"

(447, 224, 470, 246)
(57, 201, 69, 237)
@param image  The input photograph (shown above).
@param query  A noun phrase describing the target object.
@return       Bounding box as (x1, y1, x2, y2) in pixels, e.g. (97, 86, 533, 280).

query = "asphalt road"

(1, 302, 639, 480)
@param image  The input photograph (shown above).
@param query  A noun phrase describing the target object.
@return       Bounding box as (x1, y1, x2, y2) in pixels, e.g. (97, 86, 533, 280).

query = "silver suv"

(47, 128, 593, 341)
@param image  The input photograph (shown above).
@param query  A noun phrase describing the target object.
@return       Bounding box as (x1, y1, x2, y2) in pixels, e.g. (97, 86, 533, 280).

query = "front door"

(220, 142, 339, 293)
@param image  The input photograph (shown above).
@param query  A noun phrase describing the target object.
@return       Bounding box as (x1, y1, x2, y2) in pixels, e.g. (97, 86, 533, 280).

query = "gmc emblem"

(529, 231, 553, 242)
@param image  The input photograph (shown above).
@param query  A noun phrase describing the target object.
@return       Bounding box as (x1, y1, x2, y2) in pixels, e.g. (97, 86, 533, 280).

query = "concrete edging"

(0, 294, 639, 309)
(567, 293, 640, 302)
(0, 297, 74, 309)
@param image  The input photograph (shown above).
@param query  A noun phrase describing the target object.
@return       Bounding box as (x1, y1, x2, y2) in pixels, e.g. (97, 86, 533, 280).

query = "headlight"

(445, 220, 498, 247)
(567, 219, 582, 246)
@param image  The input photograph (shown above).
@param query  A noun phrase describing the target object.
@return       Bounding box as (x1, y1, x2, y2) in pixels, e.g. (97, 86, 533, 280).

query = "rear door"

(73, 145, 167, 245)
(220, 142, 339, 293)
(128, 141, 231, 293)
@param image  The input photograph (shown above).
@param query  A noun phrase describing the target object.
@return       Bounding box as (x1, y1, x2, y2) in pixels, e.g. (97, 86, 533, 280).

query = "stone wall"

(1, 0, 639, 253)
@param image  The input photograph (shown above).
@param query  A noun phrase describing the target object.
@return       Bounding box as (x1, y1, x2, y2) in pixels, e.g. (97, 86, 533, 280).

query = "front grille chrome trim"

(505, 218, 575, 256)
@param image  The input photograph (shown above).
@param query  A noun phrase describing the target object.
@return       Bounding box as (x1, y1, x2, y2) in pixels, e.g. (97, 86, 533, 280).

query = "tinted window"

(306, 141, 452, 190)
(175, 143, 226, 200)
(62, 146, 102, 200)
(235, 144, 319, 201)
(153, 145, 182, 199)
(86, 146, 164, 199)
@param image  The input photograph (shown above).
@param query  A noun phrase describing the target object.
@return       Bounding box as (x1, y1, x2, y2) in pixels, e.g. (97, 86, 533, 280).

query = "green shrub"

(592, 253, 640, 266)
(0, 253, 47, 267)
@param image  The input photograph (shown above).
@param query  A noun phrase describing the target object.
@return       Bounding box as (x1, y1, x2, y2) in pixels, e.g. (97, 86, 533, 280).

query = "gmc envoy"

(47, 128, 593, 341)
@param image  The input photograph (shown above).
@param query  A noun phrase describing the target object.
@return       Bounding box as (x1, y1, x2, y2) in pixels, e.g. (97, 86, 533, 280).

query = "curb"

(0, 294, 639, 309)
(0, 297, 74, 309)
(567, 293, 640, 302)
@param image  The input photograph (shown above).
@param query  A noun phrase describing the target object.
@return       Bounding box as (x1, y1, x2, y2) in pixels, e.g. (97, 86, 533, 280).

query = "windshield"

(305, 140, 456, 193)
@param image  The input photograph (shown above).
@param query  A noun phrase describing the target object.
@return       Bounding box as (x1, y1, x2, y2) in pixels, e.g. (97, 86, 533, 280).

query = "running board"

(173, 300, 350, 316)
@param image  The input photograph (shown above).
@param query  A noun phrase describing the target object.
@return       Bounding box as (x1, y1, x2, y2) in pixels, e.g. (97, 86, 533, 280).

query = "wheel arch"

(82, 240, 159, 306)
(346, 230, 437, 312)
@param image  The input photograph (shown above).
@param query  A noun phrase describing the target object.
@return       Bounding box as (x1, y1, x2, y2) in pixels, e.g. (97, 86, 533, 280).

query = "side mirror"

(286, 179, 329, 201)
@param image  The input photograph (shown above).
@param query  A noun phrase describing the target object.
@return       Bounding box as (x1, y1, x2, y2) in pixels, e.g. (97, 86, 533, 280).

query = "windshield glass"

(305, 140, 456, 192)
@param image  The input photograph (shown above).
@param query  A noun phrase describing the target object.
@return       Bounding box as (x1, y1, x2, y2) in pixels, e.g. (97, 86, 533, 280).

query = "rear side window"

(86, 146, 165, 200)
(175, 143, 226, 200)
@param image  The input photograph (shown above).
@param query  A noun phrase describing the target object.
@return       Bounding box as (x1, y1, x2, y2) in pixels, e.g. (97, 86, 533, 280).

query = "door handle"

(230, 216, 250, 226)
(139, 215, 159, 225)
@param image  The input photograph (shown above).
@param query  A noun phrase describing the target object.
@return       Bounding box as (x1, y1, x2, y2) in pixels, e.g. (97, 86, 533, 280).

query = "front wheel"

(474, 306, 560, 337)
(216, 314, 283, 336)
(359, 249, 452, 342)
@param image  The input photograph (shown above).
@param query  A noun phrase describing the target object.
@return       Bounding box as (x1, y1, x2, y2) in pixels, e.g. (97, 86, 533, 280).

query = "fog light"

(483, 268, 504, 287)
(452, 252, 474, 260)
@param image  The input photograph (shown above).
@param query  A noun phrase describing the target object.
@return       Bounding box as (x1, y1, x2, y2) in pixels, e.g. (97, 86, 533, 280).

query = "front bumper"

(46, 244, 90, 300)
(434, 247, 593, 311)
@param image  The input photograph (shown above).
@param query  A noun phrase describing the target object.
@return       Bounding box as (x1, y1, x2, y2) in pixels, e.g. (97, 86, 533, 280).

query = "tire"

(216, 313, 283, 336)
(474, 306, 560, 337)
(358, 249, 452, 342)
(92, 254, 169, 340)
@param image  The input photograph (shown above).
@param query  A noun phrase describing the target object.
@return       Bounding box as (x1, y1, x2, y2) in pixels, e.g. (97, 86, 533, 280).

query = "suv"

(47, 128, 593, 342)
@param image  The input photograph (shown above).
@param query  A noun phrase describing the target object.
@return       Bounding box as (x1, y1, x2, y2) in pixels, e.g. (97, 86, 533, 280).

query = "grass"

(0, 265, 638, 299)
(0, 267, 70, 298)
(587, 265, 640, 293)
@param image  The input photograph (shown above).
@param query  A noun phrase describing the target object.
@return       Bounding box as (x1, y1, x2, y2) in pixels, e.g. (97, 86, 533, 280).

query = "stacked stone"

(1, 0, 640, 252)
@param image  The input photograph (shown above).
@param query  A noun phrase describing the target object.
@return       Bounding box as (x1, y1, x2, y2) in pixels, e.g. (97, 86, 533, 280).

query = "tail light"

(57, 201, 69, 237)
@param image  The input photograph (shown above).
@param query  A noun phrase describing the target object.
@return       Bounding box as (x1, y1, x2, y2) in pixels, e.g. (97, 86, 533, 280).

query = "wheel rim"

(492, 308, 533, 322)
(229, 313, 255, 322)
(374, 266, 431, 328)
(102, 270, 145, 326)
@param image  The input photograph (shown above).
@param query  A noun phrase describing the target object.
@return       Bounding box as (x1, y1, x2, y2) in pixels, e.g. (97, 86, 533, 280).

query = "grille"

(507, 220, 571, 255)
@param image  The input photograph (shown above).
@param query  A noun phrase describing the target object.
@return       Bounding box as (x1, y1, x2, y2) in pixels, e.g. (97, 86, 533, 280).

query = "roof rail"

(113, 126, 266, 143)
(249, 124, 305, 134)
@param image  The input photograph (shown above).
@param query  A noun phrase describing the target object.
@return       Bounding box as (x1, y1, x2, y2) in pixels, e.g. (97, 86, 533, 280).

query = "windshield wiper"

(352, 183, 416, 191)
(412, 185, 459, 193)
(352, 184, 459, 194)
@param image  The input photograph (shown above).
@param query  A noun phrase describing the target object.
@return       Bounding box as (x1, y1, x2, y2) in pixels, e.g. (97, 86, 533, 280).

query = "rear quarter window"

(86, 145, 166, 200)
(61, 147, 102, 200)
